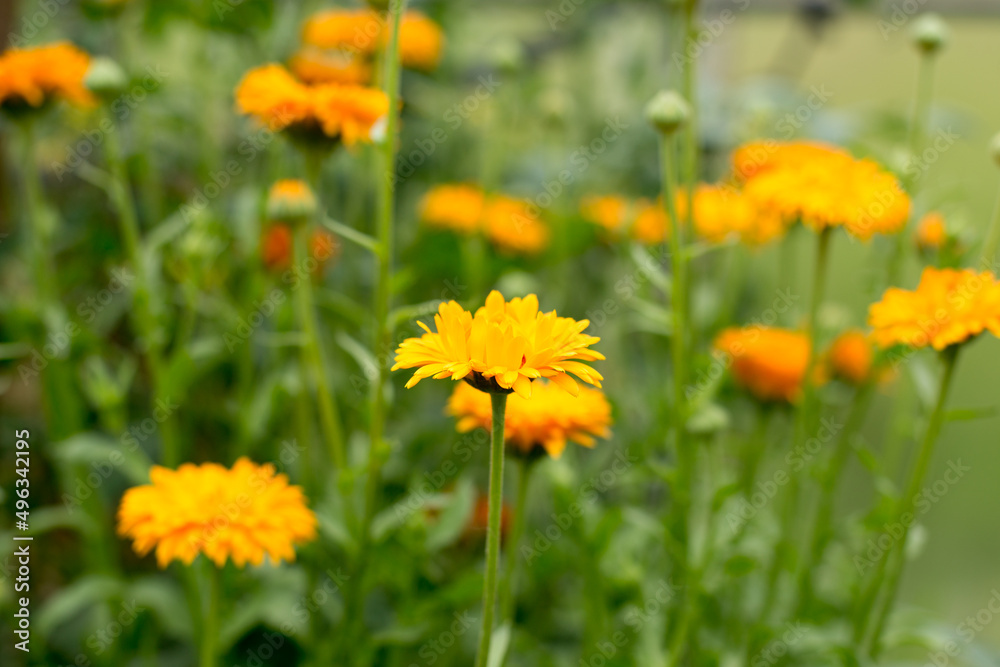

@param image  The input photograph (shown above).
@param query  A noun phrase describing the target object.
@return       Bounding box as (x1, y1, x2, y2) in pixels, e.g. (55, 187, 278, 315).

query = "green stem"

(199, 564, 220, 667)
(862, 346, 959, 657)
(103, 116, 181, 465)
(741, 407, 772, 498)
(474, 392, 508, 667)
(499, 457, 532, 624)
(979, 181, 1000, 271)
(292, 222, 346, 469)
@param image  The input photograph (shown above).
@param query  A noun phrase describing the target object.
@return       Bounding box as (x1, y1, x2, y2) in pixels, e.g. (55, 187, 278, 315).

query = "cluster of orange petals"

(447, 380, 612, 458)
(714, 327, 811, 403)
(420, 184, 549, 254)
(300, 8, 444, 83)
(821, 329, 875, 386)
(0, 42, 94, 109)
(915, 211, 947, 250)
(581, 185, 787, 247)
(261, 225, 337, 272)
(732, 141, 910, 240)
(869, 267, 1000, 350)
(235, 64, 388, 145)
(393, 290, 603, 398)
(117, 458, 317, 568)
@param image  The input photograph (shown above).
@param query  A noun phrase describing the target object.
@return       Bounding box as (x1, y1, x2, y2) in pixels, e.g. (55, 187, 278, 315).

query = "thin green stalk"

(462, 233, 487, 305)
(680, 0, 700, 227)
(199, 564, 220, 667)
(103, 116, 181, 465)
(795, 382, 875, 613)
(862, 346, 959, 657)
(741, 407, 772, 498)
(292, 223, 346, 469)
(474, 392, 508, 667)
(499, 457, 532, 623)
(978, 182, 1000, 271)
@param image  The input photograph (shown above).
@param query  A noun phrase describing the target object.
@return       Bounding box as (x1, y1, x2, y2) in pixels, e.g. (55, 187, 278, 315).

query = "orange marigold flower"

(397, 11, 445, 71)
(235, 64, 388, 146)
(714, 326, 811, 402)
(0, 42, 94, 110)
(734, 140, 910, 240)
(393, 290, 604, 397)
(302, 9, 444, 72)
(117, 458, 317, 568)
(868, 267, 1000, 350)
(447, 380, 612, 458)
(289, 46, 372, 85)
(481, 196, 549, 255)
(824, 329, 874, 385)
(631, 198, 669, 244)
(580, 195, 630, 235)
(915, 211, 947, 250)
(420, 184, 485, 234)
(261, 224, 338, 271)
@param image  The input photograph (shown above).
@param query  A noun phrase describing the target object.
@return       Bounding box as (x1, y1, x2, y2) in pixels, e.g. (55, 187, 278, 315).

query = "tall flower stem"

(103, 115, 181, 466)
(18, 121, 84, 440)
(978, 182, 1000, 271)
(860, 346, 959, 657)
(499, 456, 533, 623)
(474, 392, 508, 667)
(680, 0, 700, 227)
(199, 564, 220, 667)
(292, 222, 346, 471)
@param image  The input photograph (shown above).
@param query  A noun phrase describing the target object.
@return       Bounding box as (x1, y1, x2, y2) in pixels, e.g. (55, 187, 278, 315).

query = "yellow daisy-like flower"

(393, 290, 604, 398)
(447, 380, 612, 458)
(420, 184, 485, 234)
(0, 42, 94, 110)
(714, 326, 811, 403)
(481, 196, 550, 255)
(117, 458, 317, 568)
(580, 195, 630, 235)
(289, 46, 372, 85)
(733, 140, 910, 240)
(302, 9, 443, 72)
(868, 267, 1000, 350)
(235, 64, 388, 146)
(915, 211, 947, 250)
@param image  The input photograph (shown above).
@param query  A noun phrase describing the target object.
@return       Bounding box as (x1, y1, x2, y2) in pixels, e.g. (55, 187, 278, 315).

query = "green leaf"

(946, 406, 999, 422)
(335, 331, 378, 378)
(128, 575, 193, 641)
(54, 432, 153, 485)
(686, 402, 730, 435)
(37, 575, 123, 639)
(486, 623, 512, 667)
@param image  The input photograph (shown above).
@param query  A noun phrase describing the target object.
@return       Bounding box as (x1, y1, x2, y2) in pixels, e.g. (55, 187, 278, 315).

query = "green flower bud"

(266, 179, 318, 225)
(85, 57, 128, 99)
(645, 90, 690, 135)
(911, 13, 948, 55)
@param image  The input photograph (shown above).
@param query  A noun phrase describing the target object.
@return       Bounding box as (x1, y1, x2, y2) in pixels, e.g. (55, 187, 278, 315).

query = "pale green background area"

(729, 10, 1000, 648)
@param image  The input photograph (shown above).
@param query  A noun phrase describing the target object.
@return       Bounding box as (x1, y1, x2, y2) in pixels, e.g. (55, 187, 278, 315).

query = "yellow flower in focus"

(235, 64, 388, 146)
(289, 47, 372, 85)
(0, 42, 94, 110)
(824, 329, 874, 385)
(580, 195, 630, 235)
(447, 381, 612, 458)
(117, 458, 317, 568)
(714, 327, 811, 402)
(393, 290, 604, 397)
(482, 196, 549, 255)
(420, 184, 485, 234)
(734, 141, 910, 240)
(302, 9, 443, 72)
(868, 267, 1000, 350)
(915, 211, 947, 250)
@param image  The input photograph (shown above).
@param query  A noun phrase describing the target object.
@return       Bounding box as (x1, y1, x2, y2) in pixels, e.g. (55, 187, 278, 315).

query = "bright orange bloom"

(481, 196, 549, 255)
(580, 195, 630, 235)
(447, 380, 612, 458)
(734, 141, 910, 240)
(235, 64, 388, 145)
(0, 42, 94, 110)
(868, 267, 1000, 350)
(631, 198, 669, 244)
(302, 9, 443, 72)
(420, 184, 485, 234)
(289, 47, 372, 85)
(261, 225, 338, 271)
(117, 458, 317, 568)
(915, 211, 947, 250)
(824, 329, 874, 385)
(393, 290, 604, 398)
(714, 327, 811, 402)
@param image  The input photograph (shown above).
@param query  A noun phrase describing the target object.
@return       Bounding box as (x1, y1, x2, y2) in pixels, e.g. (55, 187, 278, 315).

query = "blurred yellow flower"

(393, 290, 604, 397)
(631, 198, 669, 245)
(868, 267, 1000, 350)
(714, 326, 810, 403)
(734, 140, 910, 240)
(823, 329, 874, 385)
(447, 380, 612, 458)
(580, 195, 630, 235)
(0, 42, 94, 110)
(235, 64, 388, 146)
(302, 9, 443, 73)
(482, 196, 549, 255)
(117, 458, 317, 568)
(915, 211, 947, 250)
(289, 46, 372, 85)
(267, 179, 318, 222)
(420, 183, 485, 234)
